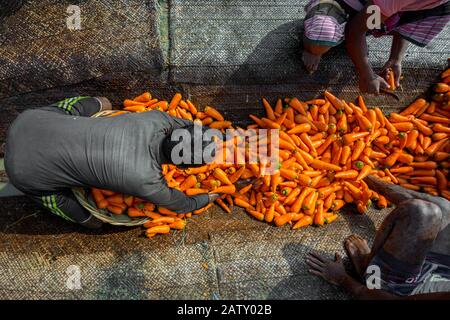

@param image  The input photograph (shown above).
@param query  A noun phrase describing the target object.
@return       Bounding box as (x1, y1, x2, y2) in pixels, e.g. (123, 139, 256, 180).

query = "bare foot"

(302, 51, 321, 74)
(344, 235, 371, 278)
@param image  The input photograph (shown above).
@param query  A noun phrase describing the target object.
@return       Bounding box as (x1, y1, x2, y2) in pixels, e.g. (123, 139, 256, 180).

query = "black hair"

(162, 125, 221, 168)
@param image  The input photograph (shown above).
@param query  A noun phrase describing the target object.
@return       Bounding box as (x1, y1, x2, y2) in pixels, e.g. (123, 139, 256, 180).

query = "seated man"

(302, 0, 450, 94)
(4, 97, 219, 229)
(306, 175, 450, 299)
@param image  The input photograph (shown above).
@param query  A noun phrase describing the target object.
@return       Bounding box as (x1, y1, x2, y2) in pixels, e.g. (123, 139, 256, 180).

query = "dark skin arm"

(365, 175, 450, 226)
(345, 1, 390, 94)
(306, 252, 450, 300)
(380, 33, 409, 87)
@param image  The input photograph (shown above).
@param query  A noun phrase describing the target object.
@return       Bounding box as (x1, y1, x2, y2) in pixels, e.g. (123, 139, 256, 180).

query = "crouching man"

(4, 97, 219, 228)
(306, 175, 450, 299)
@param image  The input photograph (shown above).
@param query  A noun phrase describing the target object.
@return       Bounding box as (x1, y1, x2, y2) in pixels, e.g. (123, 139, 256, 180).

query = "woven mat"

(0, 0, 449, 299)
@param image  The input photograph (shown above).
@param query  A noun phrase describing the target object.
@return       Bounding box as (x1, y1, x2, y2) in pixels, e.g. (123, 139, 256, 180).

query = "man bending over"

(4, 97, 219, 229)
(306, 175, 450, 299)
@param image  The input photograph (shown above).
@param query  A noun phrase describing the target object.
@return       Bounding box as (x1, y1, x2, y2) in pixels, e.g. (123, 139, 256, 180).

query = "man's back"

(5, 109, 177, 197)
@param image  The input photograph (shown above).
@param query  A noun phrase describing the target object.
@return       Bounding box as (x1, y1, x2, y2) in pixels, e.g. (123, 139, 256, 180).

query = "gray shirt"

(5, 109, 209, 213)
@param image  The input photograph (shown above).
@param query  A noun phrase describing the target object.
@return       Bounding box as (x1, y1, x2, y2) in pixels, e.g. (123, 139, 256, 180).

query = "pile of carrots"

(91, 66, 450, 237)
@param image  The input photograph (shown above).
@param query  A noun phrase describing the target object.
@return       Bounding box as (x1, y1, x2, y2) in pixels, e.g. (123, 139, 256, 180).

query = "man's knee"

(303, 38, 333, 56)
(400, 199, 442, 227)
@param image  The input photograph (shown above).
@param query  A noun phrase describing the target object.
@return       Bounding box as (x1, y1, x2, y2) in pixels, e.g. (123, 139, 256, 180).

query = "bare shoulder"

(431, 196, 450, 221)
(431, 224, 450, 256)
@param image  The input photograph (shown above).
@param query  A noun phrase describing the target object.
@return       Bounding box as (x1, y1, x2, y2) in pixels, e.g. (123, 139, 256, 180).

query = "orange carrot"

(324, 91, 343, 109)
(186, 188, 209, 196)
(106, 194, 124, 205)
(287, 123, 311, 134)
(356, 165, 371, 181)
(213, 168, 232, 185)
(310, 159, 342, 171)
(283, 187, 301, 205)
(180, 175, 198, 191)
(387, 69, 396, 90)
(146, 225, 170, 235)
(92, 188, 109, 209)
(107, 204, 125, 215)
(274, 213, 293, 227)
(262, 98, 276, 120)
(411, 119, 433, 136)
(213, 185, 236, 194)
(193, 203, 214, 214)
(433, 124, 450, 133)
(292, 216, 313, 229)
(128, 207, 146, 217)
(400, 98, 427, 116)
(313, 201, 325, 226)
(410, 177, 437, 185)
(280, 169, 298, 180)
(436, 170, 447, 192)
(342, 132, 370, 145)
(358, 95, 368, 113)
(392, 122, 414, 132)
(425, 139, 448, 156)
(168, 93, 182, 110)
(169, 220, 187, 230)
(239, 183, 253, 195)
(247, 209, 265, 221)
(204, 106, 224, 121)
(265, 203, 276, 223)
(334, 170, 359, 179)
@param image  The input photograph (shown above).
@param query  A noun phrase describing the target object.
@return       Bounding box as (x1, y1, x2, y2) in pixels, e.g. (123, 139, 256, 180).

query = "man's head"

(162, 124, 221, 168)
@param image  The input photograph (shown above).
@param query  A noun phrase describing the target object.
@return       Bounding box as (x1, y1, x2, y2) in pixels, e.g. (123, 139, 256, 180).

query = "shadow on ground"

(267, 243, 350, 299)
(0, 196, 133, 236)
(204, 20, 354, 127)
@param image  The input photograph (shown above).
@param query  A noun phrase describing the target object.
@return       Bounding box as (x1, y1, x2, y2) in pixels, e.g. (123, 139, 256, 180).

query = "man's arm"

(365, 175, 450, 216)
(345, 2, 389, 94)
(141, 182, 210, 213)
(364, 175, 415, 204)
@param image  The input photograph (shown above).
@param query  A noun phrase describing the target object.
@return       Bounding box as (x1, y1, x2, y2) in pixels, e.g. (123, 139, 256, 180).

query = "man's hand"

(306, 252, 348, 286)
(208, 193, 220, 202)
(381, 60, 402, 88)
(359, 74, 390, 95)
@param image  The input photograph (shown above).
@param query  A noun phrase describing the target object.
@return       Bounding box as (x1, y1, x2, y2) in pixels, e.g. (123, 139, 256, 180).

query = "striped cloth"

(303, 0, 450, 47)
(304, 0, 348, 46)
(395, 15, 450, 46)
(342, 0, 364, 11)
(371, 4, 450, 47)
